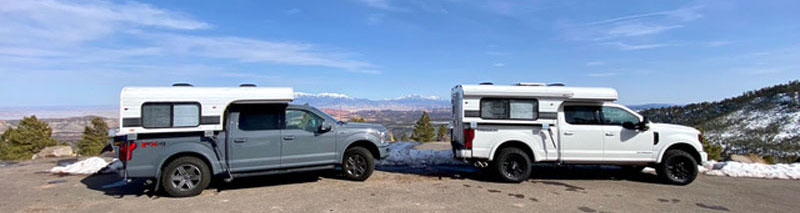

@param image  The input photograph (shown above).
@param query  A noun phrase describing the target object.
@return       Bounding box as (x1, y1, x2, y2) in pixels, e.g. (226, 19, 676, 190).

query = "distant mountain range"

(293, 92, 449, 111)
(640, 81, 800, 156)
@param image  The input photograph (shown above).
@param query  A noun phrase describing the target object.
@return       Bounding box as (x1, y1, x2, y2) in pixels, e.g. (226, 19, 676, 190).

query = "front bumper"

(378, 143, 390, 160)
(699, 151, 708, 165)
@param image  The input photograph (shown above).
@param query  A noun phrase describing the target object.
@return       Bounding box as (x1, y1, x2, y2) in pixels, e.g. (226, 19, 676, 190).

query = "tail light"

(119, 142, 137, 161)
(464, 128, 475, 149)
(698, 134, 704, 144)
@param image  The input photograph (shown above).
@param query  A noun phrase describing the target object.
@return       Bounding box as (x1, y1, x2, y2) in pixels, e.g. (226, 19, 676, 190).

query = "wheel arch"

(157, 151, 216, 179)
(657, 142, 702, 164)
(489, 140, 536, 162)
(344, 140, 380, 161)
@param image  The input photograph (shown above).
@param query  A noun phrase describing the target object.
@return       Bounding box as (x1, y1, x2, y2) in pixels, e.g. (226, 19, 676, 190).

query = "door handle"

(563, 131, 574, 136)
(605, 132, 615, 136)
(283, 136, 295, 141)
(233, 138, 247, 143)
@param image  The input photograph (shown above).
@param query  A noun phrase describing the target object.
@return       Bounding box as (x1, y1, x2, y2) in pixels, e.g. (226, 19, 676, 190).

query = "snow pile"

(50, 157, 113, 175)
(377, 142, 465, 168)
(701, 161, 800, 180)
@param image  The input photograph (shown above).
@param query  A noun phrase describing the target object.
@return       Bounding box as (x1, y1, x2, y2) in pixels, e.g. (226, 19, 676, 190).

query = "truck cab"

(451, 83, 707, 184)
(114, 85, 389, 197)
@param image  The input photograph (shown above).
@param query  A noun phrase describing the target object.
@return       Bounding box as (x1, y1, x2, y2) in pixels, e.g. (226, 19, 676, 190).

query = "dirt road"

(1, 155, 799, 212)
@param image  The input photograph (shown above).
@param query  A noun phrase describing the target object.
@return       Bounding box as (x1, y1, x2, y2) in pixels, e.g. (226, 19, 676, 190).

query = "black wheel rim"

(502, 155, 527, 180)
(170, 164, 202, 191)
(666, 157, 694, 182)
(345, 153, 367, 177)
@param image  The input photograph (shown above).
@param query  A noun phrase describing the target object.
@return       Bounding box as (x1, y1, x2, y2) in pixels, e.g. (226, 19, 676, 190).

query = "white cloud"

(284, 8, 302, 15)
(586, 5, 704, 26)
(586, 72, 618, 77)
(0, 0, 377, 74)
(603, 42, 671, 51)
(585, 61, 606, 66)
(605, 22, 683, 38)
(493, 63, 505, 67)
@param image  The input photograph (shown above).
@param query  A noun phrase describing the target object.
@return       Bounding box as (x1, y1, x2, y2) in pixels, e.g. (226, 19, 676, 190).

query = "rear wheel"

(657, 150, 698, 185)
(493, 147, 531, 183)
(341, 147, 375, 181)
(161, 156, 211, 197)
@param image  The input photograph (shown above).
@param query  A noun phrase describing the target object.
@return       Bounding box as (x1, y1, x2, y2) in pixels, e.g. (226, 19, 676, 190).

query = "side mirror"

(319, 122, 333, 133)
(639, 116, 650, 131)
(622, 122, 637, 130)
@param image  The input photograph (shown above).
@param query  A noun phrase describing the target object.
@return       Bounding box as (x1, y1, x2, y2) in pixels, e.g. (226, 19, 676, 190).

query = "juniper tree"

(77, 117, 110, 156)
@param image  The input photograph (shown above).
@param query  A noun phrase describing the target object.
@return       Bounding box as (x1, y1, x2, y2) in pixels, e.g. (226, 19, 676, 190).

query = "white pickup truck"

(450, 83, 707, 184)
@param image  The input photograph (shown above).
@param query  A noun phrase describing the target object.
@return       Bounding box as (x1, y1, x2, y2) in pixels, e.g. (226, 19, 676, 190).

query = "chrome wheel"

(170, 164, 202, 191)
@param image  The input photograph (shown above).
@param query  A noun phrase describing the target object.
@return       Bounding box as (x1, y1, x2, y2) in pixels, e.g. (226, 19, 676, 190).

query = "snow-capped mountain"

(293, 92, 448, 111)
(640, 81, 800, 156)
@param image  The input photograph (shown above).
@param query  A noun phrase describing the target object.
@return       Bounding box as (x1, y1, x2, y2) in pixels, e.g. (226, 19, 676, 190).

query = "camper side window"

(141, 103, 200, 128)
(480, 98, 538, 120)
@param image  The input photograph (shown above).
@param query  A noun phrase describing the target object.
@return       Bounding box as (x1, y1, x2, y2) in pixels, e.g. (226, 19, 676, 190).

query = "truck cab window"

(564, 105, 601, 125)
(286, 110, 324, 132)
(601, 106, 640, 125)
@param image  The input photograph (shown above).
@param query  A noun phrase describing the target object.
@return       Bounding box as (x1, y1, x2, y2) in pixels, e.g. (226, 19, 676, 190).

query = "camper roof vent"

(547, 82, 565, 86)
(239, 83, 257, 87)
(479, 82, 494, 85)
(516, 82, 546, 86)
(172, 82, 193, 87)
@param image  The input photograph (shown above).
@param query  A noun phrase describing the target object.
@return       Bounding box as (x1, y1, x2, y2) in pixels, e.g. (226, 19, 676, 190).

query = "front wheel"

(341, 147, 375, 181)
(493, 147, 532, 183)
(161, 156, 211, 197)
(656, 150, 698, 185)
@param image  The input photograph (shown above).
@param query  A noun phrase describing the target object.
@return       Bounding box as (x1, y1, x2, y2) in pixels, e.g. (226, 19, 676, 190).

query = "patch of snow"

(385, 94, 442, 101)
(377, 142, 465, 168)
(701, 161, 800, 180)
(294, 92, 353, 99)
(50, 157, 113, 175)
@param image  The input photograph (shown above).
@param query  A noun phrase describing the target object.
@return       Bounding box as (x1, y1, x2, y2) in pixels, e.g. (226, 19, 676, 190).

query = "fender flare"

(487, 139, 539, 162)
(155, 143, 221, 179)
(655, 141, 702, 163)
(339, 133, 382, 162)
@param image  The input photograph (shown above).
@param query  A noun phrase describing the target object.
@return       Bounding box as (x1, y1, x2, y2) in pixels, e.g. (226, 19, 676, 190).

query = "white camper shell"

(119, 86, 294, 135)
(451, 82, 706, 184)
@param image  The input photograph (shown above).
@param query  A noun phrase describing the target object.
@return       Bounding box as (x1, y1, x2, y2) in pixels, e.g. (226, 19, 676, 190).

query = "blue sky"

(0, 0, 799, 107)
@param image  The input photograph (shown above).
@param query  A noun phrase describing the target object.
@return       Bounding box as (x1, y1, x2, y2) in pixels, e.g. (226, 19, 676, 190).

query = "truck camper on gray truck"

(450, 82, 707, 184)
(111, 83, 389, 197)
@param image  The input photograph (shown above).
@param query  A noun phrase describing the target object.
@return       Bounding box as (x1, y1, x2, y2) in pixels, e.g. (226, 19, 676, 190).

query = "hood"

(650, 123, 700, 134)
(340, 122, 386, 131)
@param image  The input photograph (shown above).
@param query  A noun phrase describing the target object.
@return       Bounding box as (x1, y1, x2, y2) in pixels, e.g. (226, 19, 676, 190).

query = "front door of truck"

(280, 108, 336, 168)
(226, 104, 284, 172)
(559, 105, 605, 162)
(600, 106, 653, 161)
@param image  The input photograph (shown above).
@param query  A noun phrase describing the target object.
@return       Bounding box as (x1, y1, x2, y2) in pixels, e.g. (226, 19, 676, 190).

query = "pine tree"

(411, 112, 435, 142)
(388, 131, 396, 142)
(77, 117, 110, 156)
(400, 133, 409, 141)
(436, 124, 448, 141)
(348, 117, 366, 122)
(0, 116, 57, 160)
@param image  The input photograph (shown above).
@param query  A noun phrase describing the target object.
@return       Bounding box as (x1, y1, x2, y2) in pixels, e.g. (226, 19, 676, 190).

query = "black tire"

(656, 150, 698, 185)
(493, 147, 532, 183)
(161, 156, 211, 197)
(341, 147, 375, 181)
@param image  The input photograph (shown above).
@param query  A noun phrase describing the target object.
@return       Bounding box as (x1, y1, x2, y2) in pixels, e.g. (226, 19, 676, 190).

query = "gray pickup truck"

(115, 103, 389, 197)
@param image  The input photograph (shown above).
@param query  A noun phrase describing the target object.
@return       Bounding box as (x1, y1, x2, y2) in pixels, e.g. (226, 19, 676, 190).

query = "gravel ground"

(1, 145, 799, 212)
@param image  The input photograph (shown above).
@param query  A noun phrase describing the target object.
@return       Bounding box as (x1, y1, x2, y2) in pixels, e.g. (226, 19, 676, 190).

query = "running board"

(231, 165, 335, 178)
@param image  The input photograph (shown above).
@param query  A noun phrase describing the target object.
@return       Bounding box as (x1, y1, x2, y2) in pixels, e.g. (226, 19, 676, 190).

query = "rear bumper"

(451, 140, 472, 159)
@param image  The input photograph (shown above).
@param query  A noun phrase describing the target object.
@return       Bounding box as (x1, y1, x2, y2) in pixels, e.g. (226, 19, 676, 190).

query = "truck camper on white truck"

(450, 82, 707, 184)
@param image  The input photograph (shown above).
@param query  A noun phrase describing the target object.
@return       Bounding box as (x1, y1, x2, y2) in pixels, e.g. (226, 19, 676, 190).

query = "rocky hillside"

(640, 81, 800, 156)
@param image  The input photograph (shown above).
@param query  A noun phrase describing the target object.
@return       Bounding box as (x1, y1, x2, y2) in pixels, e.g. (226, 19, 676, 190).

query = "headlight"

(379, 131, 386, 143)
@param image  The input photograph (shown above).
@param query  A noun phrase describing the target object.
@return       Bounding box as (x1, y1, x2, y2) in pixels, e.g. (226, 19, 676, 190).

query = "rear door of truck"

(225, 104, 283, 172)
